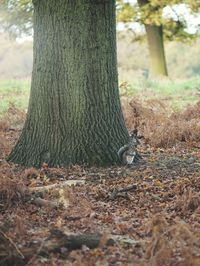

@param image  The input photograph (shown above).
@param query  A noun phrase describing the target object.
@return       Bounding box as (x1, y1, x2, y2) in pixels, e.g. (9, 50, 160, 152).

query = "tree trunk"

(8, 0, 129, 167)
(145, 25, 168, 77)
(137, 0, 168, 77)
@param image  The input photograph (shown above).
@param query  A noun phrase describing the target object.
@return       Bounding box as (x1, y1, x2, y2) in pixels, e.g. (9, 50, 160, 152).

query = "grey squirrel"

(118, 130, 142, 165)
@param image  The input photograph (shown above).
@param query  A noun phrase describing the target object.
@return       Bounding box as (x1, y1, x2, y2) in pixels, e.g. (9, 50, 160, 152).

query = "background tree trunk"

(137, 0, 168, 77)
(145, 24, 168, 77)
(8, 0, 129, 167)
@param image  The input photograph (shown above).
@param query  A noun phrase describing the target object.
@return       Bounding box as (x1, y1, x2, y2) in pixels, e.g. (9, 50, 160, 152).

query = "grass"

(0, 79, 30, 116)
(120, 77, 200, 111)
(0, 77, 200, 116)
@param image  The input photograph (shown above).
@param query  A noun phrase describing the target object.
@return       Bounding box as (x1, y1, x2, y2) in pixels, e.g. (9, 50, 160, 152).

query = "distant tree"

(117, 0, 199, 78)
(1, 0, 199, 80)
(7, 0, 129, 167)
(137, 0, 168, 77)
(0, 0, 33, 38)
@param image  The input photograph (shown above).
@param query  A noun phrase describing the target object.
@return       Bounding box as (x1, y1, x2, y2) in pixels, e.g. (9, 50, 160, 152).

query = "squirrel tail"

(117, 145, 129, 164)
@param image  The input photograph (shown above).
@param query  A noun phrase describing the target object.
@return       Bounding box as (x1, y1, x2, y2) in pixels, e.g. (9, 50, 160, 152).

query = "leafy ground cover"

(0, 79, 200, 265)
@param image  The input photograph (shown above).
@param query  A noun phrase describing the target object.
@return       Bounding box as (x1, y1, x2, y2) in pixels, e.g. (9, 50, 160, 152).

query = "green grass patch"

(0, 79, 30, 115)
(0, 77, 200, 116)
(120, 77, 200, 111)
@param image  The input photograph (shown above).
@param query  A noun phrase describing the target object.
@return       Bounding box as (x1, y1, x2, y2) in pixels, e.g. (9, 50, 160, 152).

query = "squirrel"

(118, 129, 142, 165)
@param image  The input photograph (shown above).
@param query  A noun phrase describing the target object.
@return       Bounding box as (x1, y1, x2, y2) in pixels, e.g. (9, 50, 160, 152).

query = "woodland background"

(0, 1, 200, 265)
(0, 32, 200, 80)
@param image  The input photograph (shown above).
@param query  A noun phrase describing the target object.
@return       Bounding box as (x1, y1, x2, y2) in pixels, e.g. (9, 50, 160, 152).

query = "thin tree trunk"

(8, 0, 129, 167)
(137, 0, 168, 77)
(145, 24, 168, 77)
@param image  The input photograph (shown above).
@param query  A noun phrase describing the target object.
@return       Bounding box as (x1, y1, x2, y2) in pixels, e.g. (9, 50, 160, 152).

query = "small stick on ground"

(0, 230, 25, 259)
(109, 184, 137, 200)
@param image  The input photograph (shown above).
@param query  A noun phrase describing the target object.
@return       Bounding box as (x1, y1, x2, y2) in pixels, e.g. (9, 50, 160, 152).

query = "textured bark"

(8, 0, 129, 167)
(137, 0, 168, 77)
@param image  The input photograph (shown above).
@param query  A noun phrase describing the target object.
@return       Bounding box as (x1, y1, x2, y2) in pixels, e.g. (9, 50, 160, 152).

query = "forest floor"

(0, 79, 200, 266)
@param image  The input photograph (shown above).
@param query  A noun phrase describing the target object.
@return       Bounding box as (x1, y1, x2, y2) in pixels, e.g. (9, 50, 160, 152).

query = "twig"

(0, 230, 24, 259)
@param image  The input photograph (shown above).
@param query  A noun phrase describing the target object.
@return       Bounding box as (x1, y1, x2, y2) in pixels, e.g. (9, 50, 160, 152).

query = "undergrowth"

(0, 100, 200, 155)
(0, 177, 27, 210)
(0, 104, 25, 158)
(122, 99, 200, 148)
(0, 100, 200, 265)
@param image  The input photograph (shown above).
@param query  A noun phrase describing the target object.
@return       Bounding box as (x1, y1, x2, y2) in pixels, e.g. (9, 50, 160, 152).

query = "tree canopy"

(117, 0, 200, 42)
(1, 0, 199, 39)
(0, 0, 33, 37)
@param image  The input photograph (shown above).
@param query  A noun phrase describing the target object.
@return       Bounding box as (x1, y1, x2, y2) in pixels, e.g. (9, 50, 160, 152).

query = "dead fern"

(0, 177, 28, 210)
(141, 215, 200, 266)
(122, 100, 200, 148)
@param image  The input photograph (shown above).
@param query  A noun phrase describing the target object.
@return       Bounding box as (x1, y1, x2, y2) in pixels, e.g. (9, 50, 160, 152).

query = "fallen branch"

(0, 228, 140, 265)
(29, 180, 85, 193)
(42, 230, 115, 251)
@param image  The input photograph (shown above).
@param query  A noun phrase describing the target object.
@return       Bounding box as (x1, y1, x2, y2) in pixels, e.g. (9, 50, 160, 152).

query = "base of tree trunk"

(7, 0, 129, 168)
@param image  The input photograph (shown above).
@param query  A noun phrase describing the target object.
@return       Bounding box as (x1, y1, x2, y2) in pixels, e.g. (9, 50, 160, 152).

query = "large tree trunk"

(137, 0, 168, 77)
(8, 0, 129, 167)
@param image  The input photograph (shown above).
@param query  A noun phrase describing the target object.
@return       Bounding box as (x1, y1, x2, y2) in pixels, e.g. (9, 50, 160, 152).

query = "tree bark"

(8, 0, 129, 167)
(145, 25, 168, 77)
(137, 0, 168, 77)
